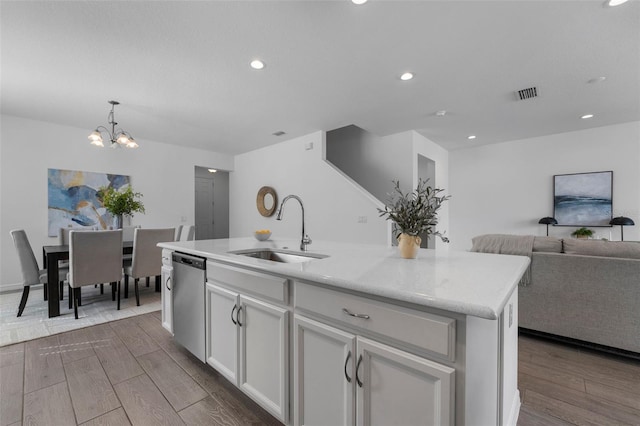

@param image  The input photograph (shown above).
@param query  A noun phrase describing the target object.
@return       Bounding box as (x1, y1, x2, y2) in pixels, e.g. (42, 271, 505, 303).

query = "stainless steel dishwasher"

(172, 252, 207, 362)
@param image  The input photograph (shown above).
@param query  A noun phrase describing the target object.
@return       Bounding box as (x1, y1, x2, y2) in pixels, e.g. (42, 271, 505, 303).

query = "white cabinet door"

(356, 337, 455, 426)
(294, 315, 356, 426)
(161, 265, 173, 334)
(239, 294, 289, 423)
(206, 283, 239, 384)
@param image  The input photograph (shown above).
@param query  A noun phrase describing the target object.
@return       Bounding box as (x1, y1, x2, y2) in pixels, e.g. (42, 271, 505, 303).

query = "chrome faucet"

(276, 194, 312, 251)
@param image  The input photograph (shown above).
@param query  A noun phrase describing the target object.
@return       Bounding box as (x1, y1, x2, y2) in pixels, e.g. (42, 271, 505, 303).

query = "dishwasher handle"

(172, 252, 206, 270)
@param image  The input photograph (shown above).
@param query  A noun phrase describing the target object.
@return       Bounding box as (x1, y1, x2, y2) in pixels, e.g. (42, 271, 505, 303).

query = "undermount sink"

(229, 248, 328, 264)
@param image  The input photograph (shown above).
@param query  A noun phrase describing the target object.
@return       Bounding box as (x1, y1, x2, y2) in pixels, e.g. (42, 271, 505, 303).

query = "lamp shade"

(609, 216, 635, 226)
(538, 217, 558, 225)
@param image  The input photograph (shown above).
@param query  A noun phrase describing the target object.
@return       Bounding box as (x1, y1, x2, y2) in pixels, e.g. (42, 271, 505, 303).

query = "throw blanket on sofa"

(471, 234, 535, 286)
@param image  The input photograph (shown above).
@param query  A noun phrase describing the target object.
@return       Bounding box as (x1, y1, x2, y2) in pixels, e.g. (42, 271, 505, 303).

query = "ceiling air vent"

(515, 86, 538, 101)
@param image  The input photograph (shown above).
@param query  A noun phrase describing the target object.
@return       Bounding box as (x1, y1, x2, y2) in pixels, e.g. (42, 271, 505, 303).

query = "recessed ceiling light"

(467, 135, 476, 140)
(352, 0, 368, 4)
(581, 114, 594, 119)
(588, 76, 607, 84)
(250, 59, 265, 70)
(400, 72, 413, 81)
(605, 0, 629, 6)
(436, 110, 447, 117)
(272, 131, 286, 136)
(208, 169, 217, 173)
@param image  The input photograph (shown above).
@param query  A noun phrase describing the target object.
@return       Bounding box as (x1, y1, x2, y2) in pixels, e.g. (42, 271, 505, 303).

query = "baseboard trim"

(0, 282, 29, 294)
(505, 391, 521, 426)
(519, 327, 640, 361)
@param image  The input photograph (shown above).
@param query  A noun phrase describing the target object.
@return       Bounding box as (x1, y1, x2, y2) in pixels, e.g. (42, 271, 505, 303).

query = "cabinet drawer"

(295, 282, 455, 360)
(207, 261, 288, 304)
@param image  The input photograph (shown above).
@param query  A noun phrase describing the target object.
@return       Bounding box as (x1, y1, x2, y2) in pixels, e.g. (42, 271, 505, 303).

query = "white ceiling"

(1, 1, 639, 154)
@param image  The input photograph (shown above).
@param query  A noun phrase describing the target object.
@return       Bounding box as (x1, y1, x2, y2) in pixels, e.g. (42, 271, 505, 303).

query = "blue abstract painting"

(554, 171, 612, 226)
(48, 169, 130, 236)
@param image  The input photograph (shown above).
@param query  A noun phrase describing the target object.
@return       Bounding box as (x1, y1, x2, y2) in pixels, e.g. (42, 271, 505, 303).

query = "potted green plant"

(571, 227, 593, 239)
(98, 186, 145, 229)
(377, 179, 450, 259)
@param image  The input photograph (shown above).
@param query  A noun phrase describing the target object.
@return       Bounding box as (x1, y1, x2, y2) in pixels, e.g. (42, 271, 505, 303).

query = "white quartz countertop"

(159, 238, 530, 320)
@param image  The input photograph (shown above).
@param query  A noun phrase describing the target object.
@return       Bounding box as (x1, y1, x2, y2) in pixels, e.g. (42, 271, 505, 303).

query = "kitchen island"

(159, 237, 530, 426)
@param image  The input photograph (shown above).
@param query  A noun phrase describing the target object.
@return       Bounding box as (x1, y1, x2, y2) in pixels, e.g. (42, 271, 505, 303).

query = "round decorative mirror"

(257, 186, 278, 217)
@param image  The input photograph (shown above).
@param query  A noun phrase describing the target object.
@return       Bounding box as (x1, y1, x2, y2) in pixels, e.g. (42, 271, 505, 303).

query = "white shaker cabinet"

(294, 314, 454, 426)
(356, 337, 454, 426)
(160, 249, 173, 334)
(294, 315, 356, 426)
(206, 283, 238, 383)
(205, 262, 290, 424)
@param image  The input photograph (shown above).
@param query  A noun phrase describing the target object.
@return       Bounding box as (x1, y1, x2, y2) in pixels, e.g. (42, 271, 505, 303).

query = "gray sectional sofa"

(472, 235, 640, 354)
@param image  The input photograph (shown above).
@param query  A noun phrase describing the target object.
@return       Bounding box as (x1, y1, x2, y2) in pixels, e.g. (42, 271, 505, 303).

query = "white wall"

(229, 131, 389, 245)
(1, 114, 233, 290)
(449, 122, 640, 251)
(413, 131, 451, 251)
(326, 125, 414, 200)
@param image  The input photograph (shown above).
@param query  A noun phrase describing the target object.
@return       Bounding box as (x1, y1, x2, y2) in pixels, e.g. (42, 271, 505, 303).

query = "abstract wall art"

(553, 171, 612, 227)
(48, 169, 130, 236)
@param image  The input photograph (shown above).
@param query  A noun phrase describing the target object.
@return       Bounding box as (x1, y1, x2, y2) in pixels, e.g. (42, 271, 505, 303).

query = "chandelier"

(88, 100, 139, 149)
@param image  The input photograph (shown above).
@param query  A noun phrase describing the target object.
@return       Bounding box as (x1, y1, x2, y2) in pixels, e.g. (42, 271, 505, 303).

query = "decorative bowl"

(254, 230, 272, 241)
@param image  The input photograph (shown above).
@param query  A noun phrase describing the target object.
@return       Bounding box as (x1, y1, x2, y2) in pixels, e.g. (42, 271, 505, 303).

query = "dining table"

(42, 241, 138, 317)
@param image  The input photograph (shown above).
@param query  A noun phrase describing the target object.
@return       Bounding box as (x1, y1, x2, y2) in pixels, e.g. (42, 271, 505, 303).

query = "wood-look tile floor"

(517, 334, 640, 426)
(2, 312, 639, 426)
(0, 311, 281, 426)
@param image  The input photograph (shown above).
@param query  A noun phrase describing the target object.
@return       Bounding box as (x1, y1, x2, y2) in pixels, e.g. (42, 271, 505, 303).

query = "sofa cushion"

(563, 239, 640, 259)
(532, 236, 563, 253)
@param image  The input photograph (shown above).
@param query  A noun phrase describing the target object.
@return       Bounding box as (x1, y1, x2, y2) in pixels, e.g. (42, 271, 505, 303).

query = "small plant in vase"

(571, 227, 593, 239)
(377, 179, 450, 259)
(98, 186, 145, 229)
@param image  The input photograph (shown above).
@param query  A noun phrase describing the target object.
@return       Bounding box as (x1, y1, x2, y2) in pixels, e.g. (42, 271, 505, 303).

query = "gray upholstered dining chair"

(123, 228, 175, 306)
(122, 225, 141, 242)
(58, 227, 94, 300)
(68, 229, 123, 319)
(175, 225, 183, 241)
(180, 225, 195, 241)
(10, 229, 60, 317)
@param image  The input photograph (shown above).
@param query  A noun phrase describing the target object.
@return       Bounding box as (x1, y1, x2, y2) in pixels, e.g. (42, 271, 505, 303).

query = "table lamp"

(609, 216, 635, 241)
(538, 217, 558, 236)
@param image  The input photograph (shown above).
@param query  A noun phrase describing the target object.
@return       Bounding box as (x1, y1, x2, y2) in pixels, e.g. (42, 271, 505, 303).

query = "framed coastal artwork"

(553, 171, 612, 226)
(47, 168, 130, 236)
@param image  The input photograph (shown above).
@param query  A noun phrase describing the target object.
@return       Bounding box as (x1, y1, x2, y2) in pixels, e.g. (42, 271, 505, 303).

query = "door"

(356, 337, 455, 426)
(294, 315, 356, 426)
(195, 177, 214, 240)
(206, 283, 239, 384)
(239, 295, 289, 423)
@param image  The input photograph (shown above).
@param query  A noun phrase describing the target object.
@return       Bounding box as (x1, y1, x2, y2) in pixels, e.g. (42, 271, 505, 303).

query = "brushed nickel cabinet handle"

(342, 308, 370, 320)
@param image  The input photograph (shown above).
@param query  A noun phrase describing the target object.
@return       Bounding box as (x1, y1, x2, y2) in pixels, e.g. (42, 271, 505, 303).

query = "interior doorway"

(194, 166, 230, 240)
(417, 154, 436, 249)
